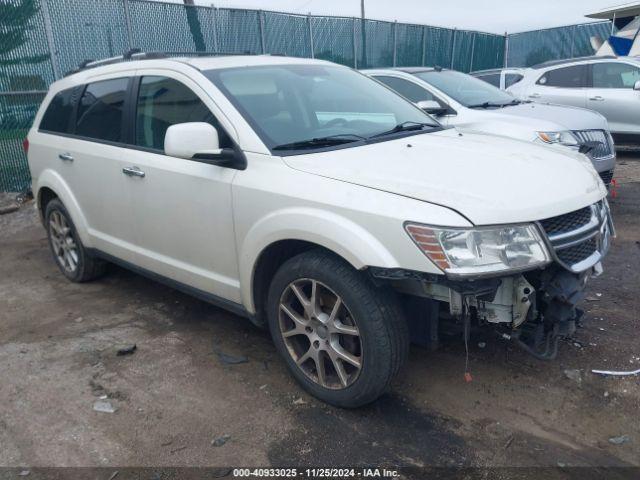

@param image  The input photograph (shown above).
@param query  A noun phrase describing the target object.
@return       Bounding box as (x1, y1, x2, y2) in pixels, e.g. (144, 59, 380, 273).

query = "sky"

(190, 0, 623, 34)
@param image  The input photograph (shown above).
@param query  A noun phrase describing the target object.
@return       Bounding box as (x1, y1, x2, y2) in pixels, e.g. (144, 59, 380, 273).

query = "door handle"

(58, 152, 74, 162)
(528, 93, 541, 99)
(122, 166, 145, 178)
(589, 96, 605, 101)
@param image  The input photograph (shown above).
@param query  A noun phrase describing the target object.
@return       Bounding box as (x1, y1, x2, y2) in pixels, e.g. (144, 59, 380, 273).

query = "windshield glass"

(414, 70, 517, 107)
(205, 64, 440, 152)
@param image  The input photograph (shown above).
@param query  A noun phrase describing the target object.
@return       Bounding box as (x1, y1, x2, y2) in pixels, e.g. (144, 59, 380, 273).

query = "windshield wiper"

(467, 101, 507, 109)
(367, 121, 435, 139)
(468, 99, 521, 109)
(272, 134, 366, 151)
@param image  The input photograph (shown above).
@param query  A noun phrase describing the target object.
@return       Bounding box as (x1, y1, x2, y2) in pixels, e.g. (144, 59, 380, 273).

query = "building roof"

(586, 2, 640, 19)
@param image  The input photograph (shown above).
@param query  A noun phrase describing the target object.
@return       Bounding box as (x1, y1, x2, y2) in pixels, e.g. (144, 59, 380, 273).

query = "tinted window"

(76, 78, 128, 142)
(476, 74, 501, 88)
(592, 62, 640, 88)
(505, 74, 524, 88)
(135, 76, 230, 151)
(374, 75, 437, 103)
(537, 65, 588, 88)
(40, 88, 75, 133)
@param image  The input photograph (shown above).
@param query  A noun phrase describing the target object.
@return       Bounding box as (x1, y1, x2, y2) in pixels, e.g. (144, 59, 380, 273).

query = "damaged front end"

(374, 199, 614, 360)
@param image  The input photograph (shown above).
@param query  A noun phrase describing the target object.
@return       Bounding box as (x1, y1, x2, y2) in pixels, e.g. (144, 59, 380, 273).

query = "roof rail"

(65, 49, 266, 76)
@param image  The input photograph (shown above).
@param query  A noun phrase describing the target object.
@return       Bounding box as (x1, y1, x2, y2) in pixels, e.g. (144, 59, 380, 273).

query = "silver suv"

(508, 56, 640, 147)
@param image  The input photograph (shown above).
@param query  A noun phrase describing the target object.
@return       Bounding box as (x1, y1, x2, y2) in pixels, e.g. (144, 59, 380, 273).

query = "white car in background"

(364, 67, 616, 186)
(471, 67, 526, 90)
(504, 56, 640, 148)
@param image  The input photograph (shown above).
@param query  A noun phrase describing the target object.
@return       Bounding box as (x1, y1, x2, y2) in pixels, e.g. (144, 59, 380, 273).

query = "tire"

(266, 249, 409, 408)
(45, 198, 107, 282)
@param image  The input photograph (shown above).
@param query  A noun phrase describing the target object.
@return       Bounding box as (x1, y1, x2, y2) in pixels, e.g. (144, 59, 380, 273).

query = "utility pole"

(360, 0, 366, 68)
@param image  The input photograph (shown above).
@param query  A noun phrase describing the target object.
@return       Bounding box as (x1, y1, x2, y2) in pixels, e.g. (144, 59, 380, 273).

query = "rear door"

(59, 76, 138, 263)
(587, 61, 640, 134)
(527, 64, 588, 108)
(122, 71, 241, 301)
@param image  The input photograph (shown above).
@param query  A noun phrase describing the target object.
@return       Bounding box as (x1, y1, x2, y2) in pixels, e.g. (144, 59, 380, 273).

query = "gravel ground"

(0, 155, 638, 474)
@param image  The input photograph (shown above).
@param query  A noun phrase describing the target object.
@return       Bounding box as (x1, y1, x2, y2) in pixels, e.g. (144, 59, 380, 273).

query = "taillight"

(22, 138, 29, 154)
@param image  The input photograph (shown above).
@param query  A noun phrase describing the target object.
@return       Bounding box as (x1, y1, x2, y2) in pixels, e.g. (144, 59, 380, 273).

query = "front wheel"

(267, 250, 409, 408)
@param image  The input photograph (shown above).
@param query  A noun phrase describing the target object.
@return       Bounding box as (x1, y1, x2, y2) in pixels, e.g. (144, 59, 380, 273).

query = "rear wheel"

(267, 250, 409, 408)
(45, 199, 106, 282)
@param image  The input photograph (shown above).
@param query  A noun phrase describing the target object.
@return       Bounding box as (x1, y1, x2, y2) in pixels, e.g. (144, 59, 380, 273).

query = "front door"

(123, 73, 241, 302)
(587, 61, 640, 134)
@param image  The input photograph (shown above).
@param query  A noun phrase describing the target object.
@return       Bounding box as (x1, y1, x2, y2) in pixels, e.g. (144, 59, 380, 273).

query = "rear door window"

(505, 73, 524, 88)
(135, 76, 231, 152)
(537, 65, 588, 88)
(75, 78, 128, 142)
(39, 87, 76, 134)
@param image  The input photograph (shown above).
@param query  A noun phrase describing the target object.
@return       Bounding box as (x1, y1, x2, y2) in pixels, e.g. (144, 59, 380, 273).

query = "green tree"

(0, 0, 49, 67)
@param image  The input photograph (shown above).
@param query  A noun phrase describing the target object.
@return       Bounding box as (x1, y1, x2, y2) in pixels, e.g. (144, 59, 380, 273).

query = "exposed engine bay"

(371, 263, 602, 360)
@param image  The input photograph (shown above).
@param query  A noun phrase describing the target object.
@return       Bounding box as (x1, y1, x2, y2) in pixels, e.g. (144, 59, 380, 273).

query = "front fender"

(35, 169, 92, 247)
(239, 207, 400, 313)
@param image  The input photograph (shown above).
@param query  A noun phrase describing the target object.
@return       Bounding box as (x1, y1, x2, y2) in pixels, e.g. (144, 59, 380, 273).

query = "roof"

(586, 2, 640, 19)
(64, 52, 335, 78)
(531, 55, 617, 69)
(470, 68, 502, 74)
(394, 67, 439, 73)
(184, 54, 333, 70)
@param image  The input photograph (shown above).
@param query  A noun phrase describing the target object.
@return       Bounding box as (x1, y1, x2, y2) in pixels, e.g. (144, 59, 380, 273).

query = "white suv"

(27, 53, 613, 407)
(507, 56, 640, 147)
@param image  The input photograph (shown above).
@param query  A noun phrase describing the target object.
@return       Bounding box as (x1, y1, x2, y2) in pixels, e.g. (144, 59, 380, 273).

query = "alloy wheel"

(278, 278, 362, 389)
(49, 210, 79, 273)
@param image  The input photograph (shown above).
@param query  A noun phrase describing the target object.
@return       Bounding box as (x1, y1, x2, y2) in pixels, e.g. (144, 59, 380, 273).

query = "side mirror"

(634, 80, 640, 91)
(416, 99, 451, 116)
(164, 122, 246, 170)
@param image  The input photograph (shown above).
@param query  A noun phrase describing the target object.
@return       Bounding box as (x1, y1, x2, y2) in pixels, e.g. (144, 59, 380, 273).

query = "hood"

(487, 102, 609, 131)
(283, 129, 606, 226)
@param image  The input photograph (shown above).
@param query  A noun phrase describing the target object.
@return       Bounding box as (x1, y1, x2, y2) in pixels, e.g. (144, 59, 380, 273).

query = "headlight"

(405, 223, 551, 276)
(536, 131, 579, 146)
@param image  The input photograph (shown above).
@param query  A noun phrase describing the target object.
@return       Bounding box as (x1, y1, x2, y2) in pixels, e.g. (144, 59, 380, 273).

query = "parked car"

(27, 53, 613, 407)
(506, 56, 640, 147)
(364, 67, 616, 186)
(471, 67, 526, 90)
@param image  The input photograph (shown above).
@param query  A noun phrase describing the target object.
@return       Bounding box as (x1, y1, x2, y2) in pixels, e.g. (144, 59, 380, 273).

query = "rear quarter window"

(39, 87, 76, 134)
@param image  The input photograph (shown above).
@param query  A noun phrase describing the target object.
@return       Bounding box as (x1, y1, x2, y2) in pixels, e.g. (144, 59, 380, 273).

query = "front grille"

(572, 130, 613, 159)
(538, 201, 612, 273)
(539, 206, 592, 236)
(599, 169, 614, 186)
(556, 237, 598, 265)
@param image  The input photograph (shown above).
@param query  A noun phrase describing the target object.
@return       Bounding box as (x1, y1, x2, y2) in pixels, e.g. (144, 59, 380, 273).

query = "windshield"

(413, 70, 518, 108)
(205, 64, 440, 152)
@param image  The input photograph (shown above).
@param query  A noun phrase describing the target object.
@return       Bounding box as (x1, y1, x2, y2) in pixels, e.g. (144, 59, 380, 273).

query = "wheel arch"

(240, 207, 400, 320)
(35, 169, 91, 246)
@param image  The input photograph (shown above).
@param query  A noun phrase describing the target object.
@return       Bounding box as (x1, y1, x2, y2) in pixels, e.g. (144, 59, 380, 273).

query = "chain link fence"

(0, 0, 612, 192)
(506, 21, 613, 68)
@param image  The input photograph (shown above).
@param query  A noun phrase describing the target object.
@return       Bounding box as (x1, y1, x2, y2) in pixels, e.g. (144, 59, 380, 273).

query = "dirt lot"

(1, 156, 639, 474)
